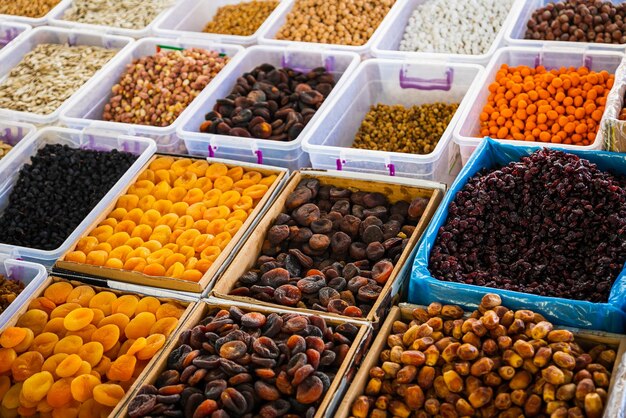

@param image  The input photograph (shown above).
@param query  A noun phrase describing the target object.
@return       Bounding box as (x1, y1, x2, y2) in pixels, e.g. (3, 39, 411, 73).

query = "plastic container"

(0, 127, 156, 266)
(302, 59, 484, 185)
(371, 0, 525, 65)
(504, 0, 626, 51)
(48, 0, 178, 38)
(178, 45, 360, 171)
(0, 22, 30, 50)
(0, 256, 47, 329)
(410, 137, 626, 333)
(0, 26, 133, 126)
(0, 120, 36, 172)
(0, 0, 71, 26)
(153, 0, 292, 46)
(257, 0, 403, 56)
(454, 46, 624, 166)
(60, 37, 245, 154)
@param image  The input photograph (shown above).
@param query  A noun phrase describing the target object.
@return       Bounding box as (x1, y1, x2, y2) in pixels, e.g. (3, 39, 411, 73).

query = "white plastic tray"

(302, 59, 484, 185)
(0, 22, 31, 50)
(0, 127, 157, 266)
(0, 120, 36, 172)
(372, 0, 525, 65)
(454, 46, 624, 165)
(0, 0, 72, 26)
(60, 37, 245, 154)
(0, 256, 47, 329)
(178, 45, 360, 171)
(0, 26, 134, 126)
(257, 0, 403, 56)
(48, 0, 180, 39)
(504, 0, 626, 51)
(153, 0, 292, 46)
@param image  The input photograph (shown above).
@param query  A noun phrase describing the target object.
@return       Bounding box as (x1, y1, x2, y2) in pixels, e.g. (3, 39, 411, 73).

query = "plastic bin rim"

(0, 0, 72, 25)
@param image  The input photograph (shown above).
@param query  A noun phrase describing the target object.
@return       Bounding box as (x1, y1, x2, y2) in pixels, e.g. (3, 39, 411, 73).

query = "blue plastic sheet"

(409, 137, 626, 333)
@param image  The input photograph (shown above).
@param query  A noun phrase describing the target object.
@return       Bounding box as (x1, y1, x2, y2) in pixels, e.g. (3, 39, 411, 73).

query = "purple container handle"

(255, 150, 263, 165)
(336, 158, 344, 171)
(208, 144, 215, 158)
(399, 67, 453, 91)
(387, 163, 396, 176)
(281, 55, 335, 74)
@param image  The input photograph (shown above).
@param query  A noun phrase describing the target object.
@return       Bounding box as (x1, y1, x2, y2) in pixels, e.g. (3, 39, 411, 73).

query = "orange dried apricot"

(0, 348, 16, 373)
(0, 327, 27, 348)
(167, 186, 187, 203)
(204, 205, 230, 222)
(42, 318, 66, 337)
(78, 342, 104, 367)
(56, 354, 82, 378)
(51, 401, 80, 418)
(42, 353, 68, 379)
(50, 303, 81, 319)
(135, 297, 160, 315)
(37, 399, 53, 413)
(88, 292, 117, 316)
(206, 163, 228, 180)
(213, 231, 233, 250)
(65, 252, 87, 264)
(125, 237, 145, 250)
(166, 262, 185, 279)
(106, 232, 131, 248)
(19, 388, 38, 408)
(92, 356, 111, 377)
(47, 378, 73, 408)
(127, 246, 151, 260)
(91, 325, 119, 352)
(125, 338, 146, 357)
(31, 333, 59, 358)
(85, 251, 108, 266)
(150, 157, 174, 171)
(180, 269, 203, 282)
(66, 286, 96, 307)
(243, 171, 262, 183)
(243, 184, 269, 200)
(171, 202, 189, 217)
(228, 209, 248, 223)
(114, 220, 136, 234)
(175, 172, 198, 190)
(128, 180, 154, 199)
(146, 248, 173, 265)
(152, 181, 172, 201)
(44, 282, 74, 305)
(93, 383, 124, 407)
(136, 334, 166, 360)
(137, 195, 157, 212)
(143, 263, 166, 277)
(12, 351, 44, 381)
(130, 224, 152, 242)
(188, 160, 208, 177)
(116, 194, 139, 211)
(106, 354, 136, 382)
(154, 168, 173, 184)
(90, 226, 114, 243)
(111, 295, 139, 317)
(103, 341, 121, 359)
(64, 308, 95, 332)
(108, 245, 134, 262)
(17, 405, 37, 417)
(233, 179, 255, 192)
(233, 196, 253, 211)
(226, 166, 244, 181)
(54, 336, 83, 355)
(259, 175, 277, 186)
(204, 189, 221, 207)
(109, 207, 128, 222)
(207, 218, 227, 235)
(183, 188, 204, 205)
(74, 361, 92, 377)
(28, 297, 56, 315)
(2, 382, 22, 409)
(195, 259, 213, 274)
(16, 310, 49, 336)
(93, 242, 113, 253)
(213, 176, 234, 192)
(70, 374, 101, 403)
(194, 177, 213, 193)
(67, 324, 96, 342)
(0, 376, 9, 403)
(89, 309, 105, 326)
(164, 253, 187, 270)
(149, 317, 178, 337)
(13, 328, 34, 353)
(124, 208, 144, 225)
(186, 202, 206, 221)
(105, 258, 124, 270)
(156, 303, 185, 320)
(200, 246, 220, 262)
(123, 257, 147, 272)
(149, 224, 172, 245)
(76, 237, 99, 254)
(125, 312, 156, 339)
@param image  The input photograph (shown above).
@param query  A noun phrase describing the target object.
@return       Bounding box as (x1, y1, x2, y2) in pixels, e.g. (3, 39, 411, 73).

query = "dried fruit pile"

(0, 275, 25, 314)
(0, 144, 137, 250)
(351, 294, 616, 418)
(128, 307, 358, 417)
(429, 148, 626, 302)
(229, 178, 430, 317)
(0, 281, 185, 417)
(65, 157, 276, 282)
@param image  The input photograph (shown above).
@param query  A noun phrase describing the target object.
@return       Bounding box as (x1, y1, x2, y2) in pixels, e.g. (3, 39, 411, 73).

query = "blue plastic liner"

(409, 137, 626, 333)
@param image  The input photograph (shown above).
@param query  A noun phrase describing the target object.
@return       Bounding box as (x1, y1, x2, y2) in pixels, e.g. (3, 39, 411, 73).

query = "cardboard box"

(55, 154, 289, 294)
(336, 304, 626, 418)
(114, 296, 373, 418)
(211, 169, 445, 323)
(0, 275, 196, 418)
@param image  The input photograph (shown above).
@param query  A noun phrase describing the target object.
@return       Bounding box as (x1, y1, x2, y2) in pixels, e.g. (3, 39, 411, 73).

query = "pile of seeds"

(0, 44, 118, 115)
(0, 0, 60, 18)
(352, 103, 459, 154)
(62, 0, 175, 29)
(203, 1, 279, 36)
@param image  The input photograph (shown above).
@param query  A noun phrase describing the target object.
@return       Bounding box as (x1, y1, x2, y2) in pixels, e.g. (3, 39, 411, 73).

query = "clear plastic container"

(0, 127, 156, 266)
(0, 120, 36, 172)
(0, 22, 31, 50)
(454, 46, 623, 166)
(504, 0, 626, 51)
(48, 0, 178, 38)
(60, 37, 245, 154)
(0, 0, 72, 26)
(153, 0, 292, 46)
(178, 45, 360, 171)
(257, 0, 403, 56)
(302, 59, 484, 185)
(0, 256, 47, 329)
(371, 0, 526, 65)
(0, 26, 134, 126)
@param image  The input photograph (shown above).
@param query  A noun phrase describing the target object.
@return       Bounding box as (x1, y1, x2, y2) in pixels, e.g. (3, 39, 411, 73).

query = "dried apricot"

(65, 251, 87, 263)
(43, 318, 67, 337)
(28, 297, 56, 315)
(64, 308, 95, 332)
(22, 372, 54, 403)
(103, 341, 121, 360)
(92, 356, 111, 377)
(0, 327, 27, 348)
(143, 263, 166, 277)
(12, 351, 44, 381)
(89, 309, 105, 326)
(109, 207, 128, 222)
(150, 157, 174, 171)
(88, 292, 117, 316)
(97, 313, 129, 335)
(54, 336, 83, 355)
(47, 378, 73, 408)
(67, 324, 96, 342)
(114, 220, 136, 234)
(65, 286, 96, 307)
(136, 334, 166, 360)
(78, 342, 104, 368)
(166, 262, 185, 279)
(156, 303, 185, 320)
(42, 353, 68, 379)
(108, 245, 134, 262)
(74, 361, 92, 377)
(51, 401, 80, 418)
(103, 257, 123, 269)
(0, 348, 16, 373)
(91, 325, 119, 352)
(13, 328, 35, 353)
(70, 374, 101, 403)
(18, 389, 38, 409)
(0, 376, 10, 401)
(125, 312, 156, 339)
(50, 303, 81, 320)
(111, 295, 139, 317)
(106, 354, 136, 382)
(124, 257, 147, 272)
(93, 383, 124, 407)
(137, 195, 157, 212)
(76, 237, 99, 254)
(135, 297, 160, 315)
(207, 163, 228, 180)
(125, 338, 146, 356)
(181, 269, 203, 282)
(226, 166, 244, 181)
(2, 383, 22, 409)
(188, 160, 208, 177)
(56, 354, 82, 378)
(116, 194, 140, 211)
(149, 317, 178, 337)
(37, 399, 52, 413)
(31, 333, 59, 358)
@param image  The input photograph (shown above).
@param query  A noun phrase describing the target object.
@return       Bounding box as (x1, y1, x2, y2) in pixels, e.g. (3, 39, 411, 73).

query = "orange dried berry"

(125, 312, 157, 339)
(149, 317, 178, 337)
(54, 336, 83, 355)
(50, 303, 81, 319)
(91, 325, 119, 352)
(0, 348, 16, 373)
(70, 374, 100, 403)
(156, 303, 185, 320)
(66, 286, 96, 307)
(2, 382, 22, 409)
(116, 194, 139, 211)
(31, 333, 59, 358)
(93, 384, 125, 407)
(47, 378, 73, 408)
(126, 338, 147, 356)
(136, 334, 166, 360)
(64, 308, 95, 331)
(16, 310, 49, 335)
(42, 318, 66, 337)
(12, 351, 44, 381)
(76, 237, 99, 254)
(243, 184, 269, 200)
(56, 354, 82, 378)
(28, 297, 56, 315)
(65, 251, 87, 263)
(90, 225, 114, 243)
(106, 354, 136, 382)
(78, 342, 104, 368)
(85, 251, 108, 266)
(44, 282, 74, 305)
(88, 292, 117, 316)
(66, 324, 97, 342)
(111, 295, 139, 317)
(13, 328, 34, 353)
(0, 327, 27, 348)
